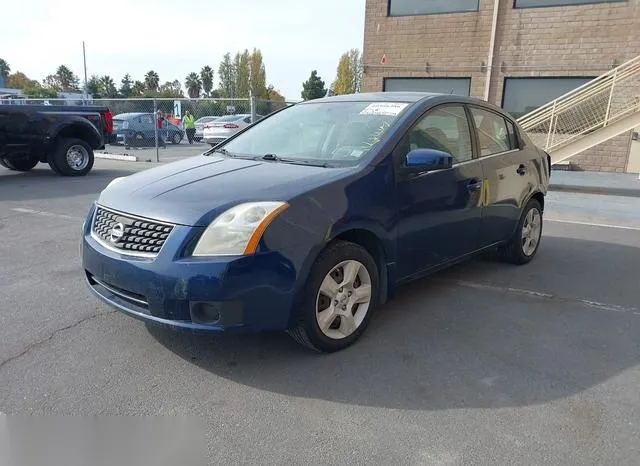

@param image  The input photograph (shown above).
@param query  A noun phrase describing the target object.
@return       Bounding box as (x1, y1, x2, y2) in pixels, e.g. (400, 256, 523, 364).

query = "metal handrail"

(516, 54, 640, 153)
(518, 55, 640, 128)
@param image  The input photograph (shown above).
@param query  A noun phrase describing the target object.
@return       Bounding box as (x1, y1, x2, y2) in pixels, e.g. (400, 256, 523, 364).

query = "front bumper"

(81, 205, 298, 334)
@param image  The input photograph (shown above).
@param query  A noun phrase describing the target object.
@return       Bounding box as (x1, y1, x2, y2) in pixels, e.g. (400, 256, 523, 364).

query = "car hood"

(97, 154, 350, 226)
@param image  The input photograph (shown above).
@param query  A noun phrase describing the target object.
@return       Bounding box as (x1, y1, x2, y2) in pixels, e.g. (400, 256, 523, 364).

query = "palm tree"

(99, 75, 118, 97)
(200, 66, 214, 97)
(144, 70, 160, 91)
(185, 72, 202, 98)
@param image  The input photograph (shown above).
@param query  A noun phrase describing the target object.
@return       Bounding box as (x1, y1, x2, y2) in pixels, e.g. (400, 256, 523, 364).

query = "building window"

(388, 0, 479, 16)
(502, 77, 595, 119)
(514, 0, 625, 8)
(383, 78, 471, 96)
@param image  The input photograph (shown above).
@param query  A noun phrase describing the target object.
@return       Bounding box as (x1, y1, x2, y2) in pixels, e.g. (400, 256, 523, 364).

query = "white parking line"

(546, 218, 640, 231)
(11, 207, 82, 221)
(450, 279, 640, 316)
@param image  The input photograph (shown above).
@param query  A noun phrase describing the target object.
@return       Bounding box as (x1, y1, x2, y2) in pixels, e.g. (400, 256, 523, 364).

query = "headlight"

(192, 201, 289, 257)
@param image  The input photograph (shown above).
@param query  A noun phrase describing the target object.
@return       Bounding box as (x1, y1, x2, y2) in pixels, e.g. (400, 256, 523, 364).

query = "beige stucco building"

(362, 0, 640, 172)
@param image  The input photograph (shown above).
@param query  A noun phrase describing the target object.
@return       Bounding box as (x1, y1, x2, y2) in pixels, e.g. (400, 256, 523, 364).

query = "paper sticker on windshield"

(360, 102, 408, 116)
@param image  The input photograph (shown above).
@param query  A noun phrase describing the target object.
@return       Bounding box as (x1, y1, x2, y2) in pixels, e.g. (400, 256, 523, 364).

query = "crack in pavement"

(0, 310, 117, 371)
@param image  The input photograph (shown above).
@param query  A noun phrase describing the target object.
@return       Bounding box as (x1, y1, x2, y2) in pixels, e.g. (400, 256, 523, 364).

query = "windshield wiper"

(261, 153, 329, 168)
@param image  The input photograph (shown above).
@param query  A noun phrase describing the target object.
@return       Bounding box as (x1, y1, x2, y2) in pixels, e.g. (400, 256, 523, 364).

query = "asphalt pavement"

(1, 159, 640, 465)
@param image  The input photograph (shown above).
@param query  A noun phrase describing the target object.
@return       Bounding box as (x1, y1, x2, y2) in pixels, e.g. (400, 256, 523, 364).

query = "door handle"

(517, 164, 527, 176)
(466, 179, 482, 191)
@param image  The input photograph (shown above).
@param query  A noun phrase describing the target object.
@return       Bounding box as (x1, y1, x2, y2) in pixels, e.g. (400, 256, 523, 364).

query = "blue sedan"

(82, 92, 550, 353)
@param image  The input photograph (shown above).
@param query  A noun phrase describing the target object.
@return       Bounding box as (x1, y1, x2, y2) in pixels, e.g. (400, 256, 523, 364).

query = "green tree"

(99, 75, 118, 97)
(44, 65, 80, 92)
(200, 66, 214, 97)
(0, 58, 10, 79)
(157, 80, 183, 98)
(86, 75, 102, 97)
(144, 70, 160, 91)
(23, 85, 58, 98)
(120, 74, 133, 97)
(131, 80, 146, 96)
(218, 53, 237, 98)
(249, 48, 267, 98)
(301, 70, 327, 100)
(234, 50, 251, 97)
(185, 72, 202, 98)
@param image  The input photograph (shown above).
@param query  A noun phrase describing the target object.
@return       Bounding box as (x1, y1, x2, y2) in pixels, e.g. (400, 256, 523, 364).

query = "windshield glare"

(220, 101, 410, 164)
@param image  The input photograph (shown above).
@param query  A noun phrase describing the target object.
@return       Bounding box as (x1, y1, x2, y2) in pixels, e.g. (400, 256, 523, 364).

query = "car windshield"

(218, 101, 410, 165)
(196, 116, 218, 124)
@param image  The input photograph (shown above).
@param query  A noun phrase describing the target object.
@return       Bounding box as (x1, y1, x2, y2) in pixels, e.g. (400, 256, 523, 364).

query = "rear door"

(395, 103, 485, 280)
(468, 105, 537, 247)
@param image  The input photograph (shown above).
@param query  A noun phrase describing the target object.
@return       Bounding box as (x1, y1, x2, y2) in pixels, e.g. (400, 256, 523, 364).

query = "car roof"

(300, 91, 488, 106)
(297, 91, 514, 120)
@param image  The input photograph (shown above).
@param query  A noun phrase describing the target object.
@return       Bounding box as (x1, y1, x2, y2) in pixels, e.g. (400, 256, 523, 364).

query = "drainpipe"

(483, 0, 500, 102)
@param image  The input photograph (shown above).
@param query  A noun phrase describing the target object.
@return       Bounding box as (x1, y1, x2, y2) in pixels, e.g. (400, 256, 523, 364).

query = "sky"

(1, 0, 366, 101)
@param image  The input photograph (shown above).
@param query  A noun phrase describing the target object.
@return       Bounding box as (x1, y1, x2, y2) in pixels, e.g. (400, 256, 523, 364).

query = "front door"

(395, 104, 484, 280)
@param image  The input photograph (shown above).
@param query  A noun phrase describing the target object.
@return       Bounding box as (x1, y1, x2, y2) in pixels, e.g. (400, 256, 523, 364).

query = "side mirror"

(405, 148, 454, 171)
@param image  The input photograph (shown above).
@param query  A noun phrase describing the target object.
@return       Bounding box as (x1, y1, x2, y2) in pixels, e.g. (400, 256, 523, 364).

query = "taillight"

(103, 110, 113, 134)
(223, 124, 239, 129)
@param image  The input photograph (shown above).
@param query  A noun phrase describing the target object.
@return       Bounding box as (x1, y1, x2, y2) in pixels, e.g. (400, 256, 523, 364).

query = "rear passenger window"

(470, 107, 512, 157)
(408, 105, 473, 164)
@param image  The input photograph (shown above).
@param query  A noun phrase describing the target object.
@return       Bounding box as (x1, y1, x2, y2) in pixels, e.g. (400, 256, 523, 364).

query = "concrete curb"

(95, 151, 139, 162)
(549, 183, 640, 198)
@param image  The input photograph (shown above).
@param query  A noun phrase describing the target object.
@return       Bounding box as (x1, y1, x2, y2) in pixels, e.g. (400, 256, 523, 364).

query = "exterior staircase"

(517, 55, 640, 166)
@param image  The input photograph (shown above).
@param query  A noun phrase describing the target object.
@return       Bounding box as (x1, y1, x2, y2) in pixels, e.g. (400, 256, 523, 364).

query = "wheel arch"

(289, 227, 391, 327)
(51, 123, 101, 155)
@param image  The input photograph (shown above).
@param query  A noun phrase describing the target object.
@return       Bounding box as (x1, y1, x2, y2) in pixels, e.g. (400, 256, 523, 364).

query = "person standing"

(156, 110, 166, 148)
(182, 111, 196, 144)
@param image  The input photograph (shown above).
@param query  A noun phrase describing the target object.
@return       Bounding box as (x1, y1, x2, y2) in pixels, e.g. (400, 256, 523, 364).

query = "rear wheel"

(172, 132, 182, 144)
(499, 198, 543, 265)
(2, 157, 39, 171)
(50, 138, 94, 176)
(288, 241, 379, 353)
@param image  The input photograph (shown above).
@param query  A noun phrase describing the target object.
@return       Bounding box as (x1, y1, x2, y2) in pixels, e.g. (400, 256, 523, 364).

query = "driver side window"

(407, 105, 473, 164)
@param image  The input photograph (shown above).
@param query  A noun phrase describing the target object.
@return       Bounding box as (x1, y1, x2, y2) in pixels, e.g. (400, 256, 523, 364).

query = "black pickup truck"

(0, 104, 114, 176)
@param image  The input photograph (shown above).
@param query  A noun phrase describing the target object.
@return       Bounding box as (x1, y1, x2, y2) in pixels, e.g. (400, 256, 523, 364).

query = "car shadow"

(148, 235, 640, 411)
(0, 166, 138, 202)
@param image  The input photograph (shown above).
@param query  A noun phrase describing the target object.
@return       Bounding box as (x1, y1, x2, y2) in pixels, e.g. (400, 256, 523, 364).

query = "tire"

(499, 198, 543, 265)
(287, 241, 380, 353)
(2, 157, 39, 171)
(0, 158, 9, 169)
(172, 132, 182, 144)
(50, 138, 94, 176)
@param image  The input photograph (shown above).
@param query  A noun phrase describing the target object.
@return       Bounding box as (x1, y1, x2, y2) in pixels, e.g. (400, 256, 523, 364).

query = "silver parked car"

(193, 116, 221, 142)
(202, 114, 262, 146)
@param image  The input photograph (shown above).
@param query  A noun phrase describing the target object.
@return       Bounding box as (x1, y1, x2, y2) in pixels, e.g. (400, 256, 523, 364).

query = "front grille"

(92, 206, 174, 256)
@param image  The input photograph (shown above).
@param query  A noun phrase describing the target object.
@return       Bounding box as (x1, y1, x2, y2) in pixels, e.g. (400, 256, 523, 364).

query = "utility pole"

(82, 41, 88, 100)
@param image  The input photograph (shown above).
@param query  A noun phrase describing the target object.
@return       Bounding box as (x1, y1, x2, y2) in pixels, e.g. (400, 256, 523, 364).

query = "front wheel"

(499, 198, 543, 265)
(50, 138, 94, 176)
(172, 132, 182, 144)
(288, 241, 379, 353)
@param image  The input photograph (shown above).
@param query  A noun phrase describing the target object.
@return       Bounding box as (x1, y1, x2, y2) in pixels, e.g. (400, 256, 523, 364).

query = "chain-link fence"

(1, 96, 296, 161)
